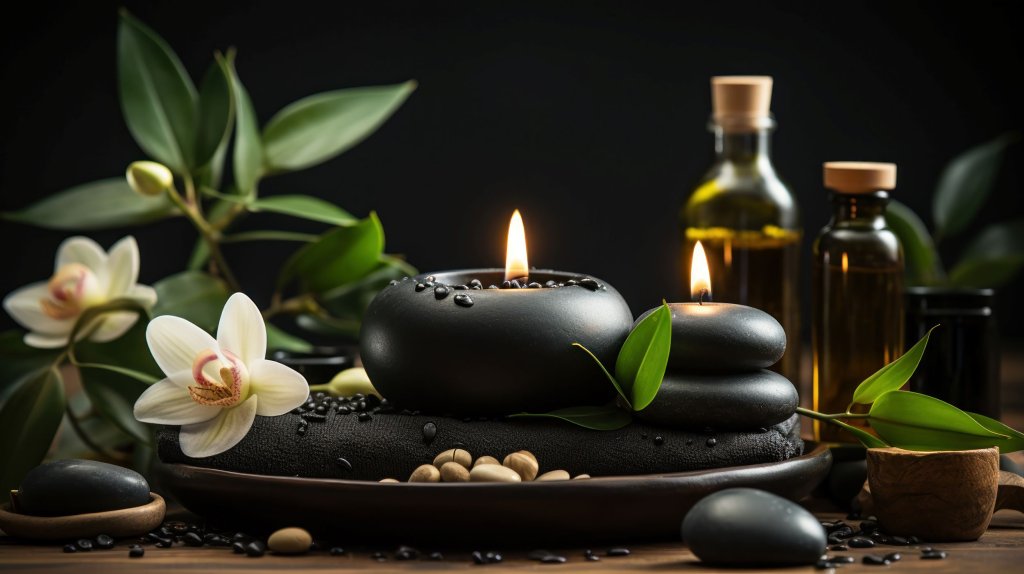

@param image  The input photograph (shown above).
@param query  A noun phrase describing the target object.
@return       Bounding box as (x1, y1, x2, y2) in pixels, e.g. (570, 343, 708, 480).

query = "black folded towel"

(158, 412, 803, 481)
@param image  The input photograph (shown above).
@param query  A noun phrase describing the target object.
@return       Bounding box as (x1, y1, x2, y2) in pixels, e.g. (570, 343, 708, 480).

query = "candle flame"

(505, 209, 529, 281)
(690, 241, 712, 302)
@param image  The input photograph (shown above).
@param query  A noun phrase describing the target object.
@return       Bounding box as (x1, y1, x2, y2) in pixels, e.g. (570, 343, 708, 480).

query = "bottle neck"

(830, 191, 890, 228)
(713, 125, 773, 166)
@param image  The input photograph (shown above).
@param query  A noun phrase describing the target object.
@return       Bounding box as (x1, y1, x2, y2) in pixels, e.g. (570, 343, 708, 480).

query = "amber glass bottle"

(682, 76, 801, 383)
(812, 162, 904, 443)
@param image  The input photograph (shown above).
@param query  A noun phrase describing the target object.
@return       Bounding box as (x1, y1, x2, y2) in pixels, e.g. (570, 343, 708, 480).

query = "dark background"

(2, 0, 1022, 340)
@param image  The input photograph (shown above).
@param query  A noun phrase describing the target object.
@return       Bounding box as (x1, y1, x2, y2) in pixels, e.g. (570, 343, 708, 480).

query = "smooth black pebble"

(95, 534, 115, 549)
(848, 536, 875, 548)
(607, 548, 631, 556)
(17, 459, 150, 516)
(682, 488, 826, 566)
(921, 550, 948, 560)
(245, 541, 266, 557)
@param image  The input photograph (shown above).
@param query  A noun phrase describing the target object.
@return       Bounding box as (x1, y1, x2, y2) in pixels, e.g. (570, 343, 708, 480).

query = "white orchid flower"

(134, 292, 309, 458)
(3, 236, 157, 349)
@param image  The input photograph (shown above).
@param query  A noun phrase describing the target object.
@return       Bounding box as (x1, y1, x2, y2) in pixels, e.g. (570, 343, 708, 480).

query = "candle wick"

(698, 289, 709, 306)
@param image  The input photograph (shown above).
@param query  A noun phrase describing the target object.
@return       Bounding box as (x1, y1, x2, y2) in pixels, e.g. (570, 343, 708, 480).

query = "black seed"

(529, 550, 552, 560)
(155, 540, 172, 548)
(653, 436, 664, 446)
(862, 555, 890, 565)
(541, 554, 566, 563)
(245, 541, 266, 557)
(453, 284, 468, 290)
(849, 536, 875, 548)
(232, 541, 246, 554)
(425, 275, 436, 282)
(415, 283, 427, 292)
(485, 551, 503, 563)
(297, 425, 307, 436)
(422, 422, 437, 444)
(814, 559, 833, 569)
(907, 536, 921, 544)
(76, 539, 94, 551)
(336, 406, 351, 414)
(510, 279, 522, 289)
(430, 551, 444, 560)
(337, 457, 352, 471)
(358, 412, 371, 422)
(487, 284, 498, 289)
(834, 526, 854, 538)
(528, 282, 542, 288)
(586, 554, 600, 561)
(470, 279, 483, 288)
(95, 534, 115, 549)
(434, 285, 450, 299)
(372, 551, 386, 560)
(472, 550, 486, 564)
(566, 279, 578, 286)
(607, 547, 630, 556)
(396, 546, 419, 560)
(829, 544, 848, 551)
(889, 535, 909, 545)
(831, 555, 856, 563)
(706, 438, 717, 447)
(63, 544, 77, 553)
(454, 293, 474, 307)
(579, 278, 600, 290)
(129, 545, 144, 558)
(182, 532, 203, 547)
(315, 405, 327, 414)
(827, 533, 846, 545)
(921, 550, 948, 560)
(545, 280, 556, 287)
(501, 281, 511, 289)
(330, 547, 346, 556)
(884, 552, 902, 562)
(859, 520, 878, 533)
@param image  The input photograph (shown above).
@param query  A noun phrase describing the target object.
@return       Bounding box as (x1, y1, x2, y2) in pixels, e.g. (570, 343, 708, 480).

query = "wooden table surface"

(3, 352, 1024, 571)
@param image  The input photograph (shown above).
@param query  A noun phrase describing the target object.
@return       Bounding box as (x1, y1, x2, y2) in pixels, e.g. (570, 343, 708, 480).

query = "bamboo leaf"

(966, 412, 1024, 453)
(933, 133, 1017, 239)
(248, 195, 357, 227)
(194, 53, 235, 170)
(850, 326, 937, 406)
(615, 302, 672, 411)
(2, 179, 175, 230)
(572, 343, 630, 408)
(511, 405, 632, 431)
(885, 200, 944, 285)
(948, 219, 1024, 288)
(0, 367, 66, 492)
(869, 391, 1010, 451)
(277, 213, 385, 294)
(262, 81, 415, 172)
(117, 10, 197, 171)
(228, 60, 262, 195)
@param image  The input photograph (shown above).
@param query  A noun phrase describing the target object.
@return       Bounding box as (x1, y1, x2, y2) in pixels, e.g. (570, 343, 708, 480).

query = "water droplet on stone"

(434, 285, 450, 299)
(454, 294, 474, 307)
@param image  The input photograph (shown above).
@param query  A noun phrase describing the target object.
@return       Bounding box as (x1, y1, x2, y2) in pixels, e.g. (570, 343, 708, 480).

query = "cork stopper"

(823, 162, 898, 193)
(711, 76, 773, 131)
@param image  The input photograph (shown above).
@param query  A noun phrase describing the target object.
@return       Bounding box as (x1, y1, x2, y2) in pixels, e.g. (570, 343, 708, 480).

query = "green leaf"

(572, 343, 630, 408)
(248, 195, 357, 227)
(194, 53, 235, 170)
(262, 81, 416, 172)
(933, 133, 1017, 239)
(2, 179, 176, 230)
(850, 325, 937, 406)
(832, 419, 890, 449)
(869, 391, 1009, 451)
(295, 313, 361, 340)
(885, 200, 944, 285)
(966, 412, 1024, 453)
(228, 60, 263, 195)
(221, 230, 318, 243)
(511, 405, 632, 431)
(117, 10, 198, 172)
(615, 303, 672, 411)
(318, 255, 417, 320)
(0, 331, 61, 401)
(153, 271, 229, 333)
(79, 368, 152, 445)
(0, 367, 66, 493)
(265, 322, 314, 353)
(948, 219, 1024, 288)
(278, 213, 385, 294)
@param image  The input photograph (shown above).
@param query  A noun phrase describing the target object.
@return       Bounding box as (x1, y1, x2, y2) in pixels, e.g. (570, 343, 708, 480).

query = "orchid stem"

(166, 186, 241, 293)
(64, 404, 123, 462)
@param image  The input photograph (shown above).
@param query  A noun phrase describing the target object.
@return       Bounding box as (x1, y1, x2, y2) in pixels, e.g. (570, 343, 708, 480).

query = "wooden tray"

(158, 444, 831, 544)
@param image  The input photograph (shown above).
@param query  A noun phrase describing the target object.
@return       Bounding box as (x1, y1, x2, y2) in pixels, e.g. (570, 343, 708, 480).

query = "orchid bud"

(126, 161, 173, 197)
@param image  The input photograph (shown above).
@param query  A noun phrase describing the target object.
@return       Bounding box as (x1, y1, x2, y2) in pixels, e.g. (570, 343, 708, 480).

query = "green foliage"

(228, 57, 263, 196)
(278, 213, 386, 294)
(194, 55, 235, 171)
(868, 391, 1010, 451)
(0, 367, 65, 493)
(1, 179, 176, 230)
(249, 195, 357, 227)
(615, 303, 672, 411)
(153, 271, 229, 333)
(850, 325, 937, 406)
(511, 406, 633, 431)
(886, 134, 1023, 289)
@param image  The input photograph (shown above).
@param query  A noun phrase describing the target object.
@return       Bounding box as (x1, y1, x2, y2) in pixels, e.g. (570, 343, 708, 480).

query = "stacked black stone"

(634, 303, 798, 431)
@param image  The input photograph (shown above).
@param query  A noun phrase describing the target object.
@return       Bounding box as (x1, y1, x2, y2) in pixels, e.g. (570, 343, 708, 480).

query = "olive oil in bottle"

(682, 76, 801, 382)
(812, 162, 904, 443)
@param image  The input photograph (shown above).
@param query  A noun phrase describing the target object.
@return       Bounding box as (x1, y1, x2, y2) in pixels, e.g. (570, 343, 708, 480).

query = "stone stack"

(635, 303, 799, 431)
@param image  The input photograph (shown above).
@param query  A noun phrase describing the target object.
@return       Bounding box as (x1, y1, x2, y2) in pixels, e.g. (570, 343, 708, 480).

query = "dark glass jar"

(905, 287, 1000, 418)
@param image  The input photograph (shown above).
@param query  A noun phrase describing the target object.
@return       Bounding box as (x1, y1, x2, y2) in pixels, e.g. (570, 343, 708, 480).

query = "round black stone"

(454, 293, 474, 307)
(434, 285, 450, 299)
(682, 488, 826, 566)
(635, 370, 798, 430)
(422, 422, 437, 444)
(17, 459, 150, 516)
(129, 546, 144, 558)
(95, 534, 115, 549)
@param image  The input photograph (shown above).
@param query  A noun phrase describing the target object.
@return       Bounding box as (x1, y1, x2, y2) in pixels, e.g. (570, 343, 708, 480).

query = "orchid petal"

(89, 311, 141, 344)
(55, 236, 108, 286)
(248, 359, 309, 416)
(23, 332, 70, 349)
(147, 315, 217, 376)
(133, 378, 222, 425)
(129, 284, 158, 308)
(105, 236, 140, 297)
(3, 282, 74, 335)
(178, 395, 258, 458)
(217, 293, 266, 366)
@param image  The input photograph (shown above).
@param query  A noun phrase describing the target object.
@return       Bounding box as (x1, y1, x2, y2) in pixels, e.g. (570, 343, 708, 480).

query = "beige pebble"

(433, 448, 472, 469)
(379, 478, 400, 483)
(440, 461, 470, 482)
(515, 450, 537, 464)
(267, 527, 312, 554)
(573, 474, 591, 480)
(536, 470, 571, 481)
(409, 464, 441, 483)
(470, 464, 522, 483)
(473, 455, 501, 468)
(503, 452, 539, 481)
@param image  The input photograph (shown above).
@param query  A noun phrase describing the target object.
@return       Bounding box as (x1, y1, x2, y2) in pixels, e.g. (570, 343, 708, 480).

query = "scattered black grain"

(607, 547, 630, 556)
(884, 552, 902, 562)
(358, 412, 371, 422)
(921, 550, 948, 560)
(472, 550, 486, 564)
(95, 534, 115, 549)
(705, 438, 717, 447)
(330, 547, 346, 556)
(849, 536, 875, 548)
(528, 282, 542, 288)
(62, 544, 77, 553)
(422, 422, 437, 444)
(470, 279, 483, 289)
(862, 555, 890, 565)
(76, 539, 94, 551)
(180, 532, 202, 547)
(829, 544, 849, 551)
(454, 293, 474, 307)
(430, 551, 445, 560)
(372, 551, 387, 561)
(529, 550, 552, 560)
(415, 283, 427, 292)
(129, 545, 144, 558)
(579, 278, 600, 291)
(396, 545, 420, 560)
(653, 436, 664, 446)
(831, 555, 856, 564)
(244, 541, 266, 557)
(232, 542, 246, 554)
(541, 555, 567, 563)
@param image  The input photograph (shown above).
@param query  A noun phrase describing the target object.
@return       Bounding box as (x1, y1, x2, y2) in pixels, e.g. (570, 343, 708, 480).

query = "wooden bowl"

(0, 493, 165, 540)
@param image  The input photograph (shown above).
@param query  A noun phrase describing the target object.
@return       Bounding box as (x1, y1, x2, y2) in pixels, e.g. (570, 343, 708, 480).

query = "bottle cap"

(823, 162, 897, 193)
(711, 76, 773, 131)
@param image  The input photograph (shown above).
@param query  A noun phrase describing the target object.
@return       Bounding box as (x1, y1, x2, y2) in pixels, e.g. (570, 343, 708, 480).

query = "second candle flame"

(690, 240, 712, 303)
(505, 209, 530, 281)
